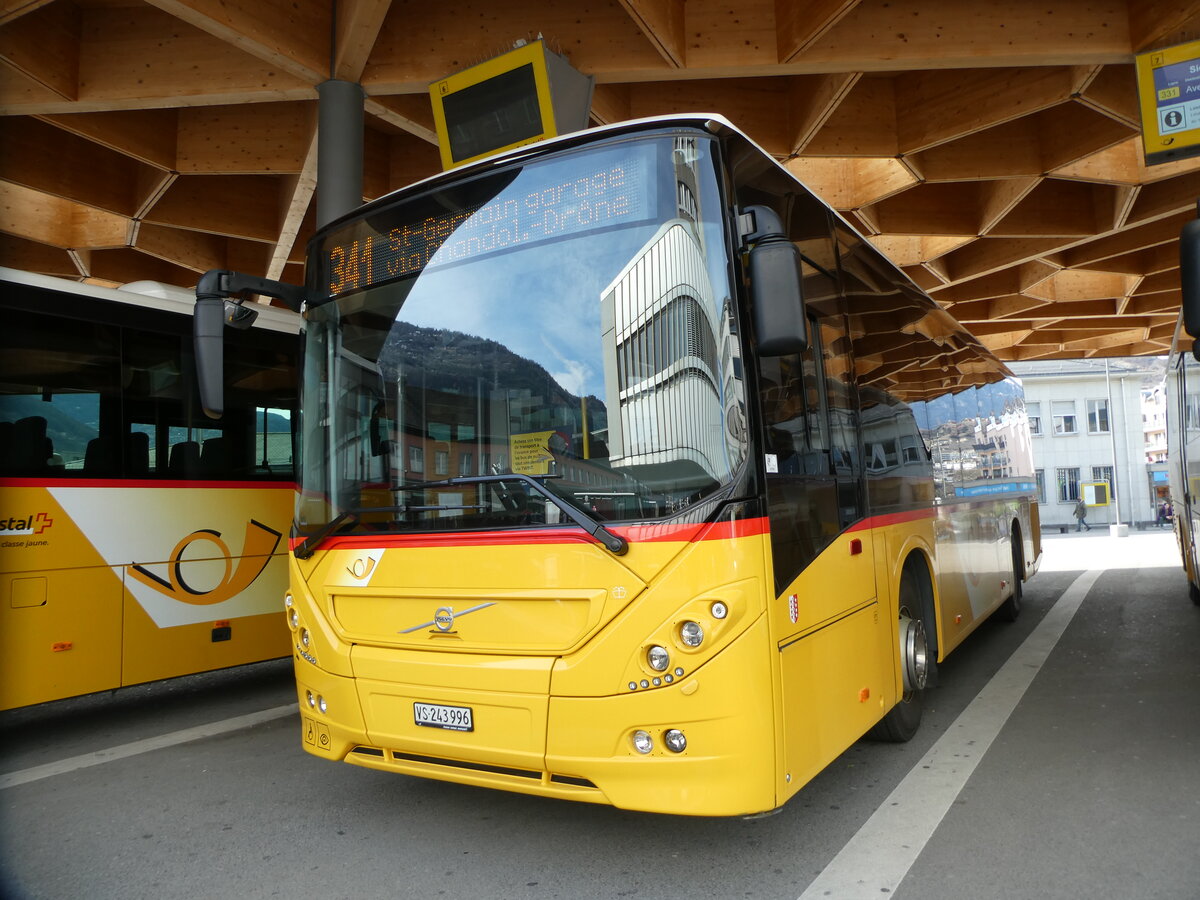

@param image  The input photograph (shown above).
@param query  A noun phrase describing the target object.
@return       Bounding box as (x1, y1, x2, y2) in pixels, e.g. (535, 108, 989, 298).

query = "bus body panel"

(0, 479, 292, 710)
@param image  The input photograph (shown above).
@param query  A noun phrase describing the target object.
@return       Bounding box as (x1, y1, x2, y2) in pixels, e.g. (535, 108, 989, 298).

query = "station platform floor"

(809, 527, 1200, 899)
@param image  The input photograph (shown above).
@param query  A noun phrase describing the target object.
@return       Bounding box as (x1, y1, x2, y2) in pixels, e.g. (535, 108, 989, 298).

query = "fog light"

(300, 628, 310, 648)
(664, 729, 687, 753)
(647, 645, 670, 672)
(317, 695, 328, 714)
(306, 690, 316, 708)
(680, 621, 704, 647)
(632, 730, 653, 754)
(711, 601, 728, 619)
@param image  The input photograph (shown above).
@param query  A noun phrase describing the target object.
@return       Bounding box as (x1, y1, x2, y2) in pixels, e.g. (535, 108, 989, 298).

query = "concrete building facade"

(1007, 358, 1167, 533)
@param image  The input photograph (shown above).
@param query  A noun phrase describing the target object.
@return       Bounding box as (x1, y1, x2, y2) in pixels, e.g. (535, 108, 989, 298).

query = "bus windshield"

(297, 132, 748, 541)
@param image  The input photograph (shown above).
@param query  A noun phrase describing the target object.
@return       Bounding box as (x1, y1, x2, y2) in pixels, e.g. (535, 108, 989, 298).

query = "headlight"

(317, 695, 328, 714)
(664, 729, 687, 753)
(284, 593, 293, 608)
(300, 628, 310, 648)
(306, 690, 316, 708)
(711, 601, 728, 619)
(288, 608, 299, 629)
(632, 730, 653, 754)
(679, 621, 704, 647)
(647, 645, 670, 671)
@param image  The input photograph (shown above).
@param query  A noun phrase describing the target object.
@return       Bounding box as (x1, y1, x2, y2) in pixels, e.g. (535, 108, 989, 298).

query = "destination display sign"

(318, 143, 656, 300)
(1136, 39, 1200, 166)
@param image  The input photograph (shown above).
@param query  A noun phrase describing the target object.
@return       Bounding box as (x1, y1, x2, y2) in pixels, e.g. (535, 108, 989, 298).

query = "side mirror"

(194, 295, 226, 419)
(193, 269, 308, 420)
(743, 205, 807, 357)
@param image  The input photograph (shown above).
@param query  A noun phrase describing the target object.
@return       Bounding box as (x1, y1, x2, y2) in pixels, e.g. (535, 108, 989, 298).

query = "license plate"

(414, 702, 474, 732)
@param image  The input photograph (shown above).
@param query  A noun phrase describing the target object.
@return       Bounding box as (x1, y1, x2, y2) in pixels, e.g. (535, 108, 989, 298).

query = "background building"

(1007, 358, 1167, 532)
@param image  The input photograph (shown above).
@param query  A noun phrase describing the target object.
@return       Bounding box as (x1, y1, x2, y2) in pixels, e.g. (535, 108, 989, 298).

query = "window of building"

(1035, 469, 1046, 504)
(1052, 401, 1077, 435)
(1092, 465, 1113, 488)
(1057, 467, 1080, 502)
(1027, 401, 1041, 436)
(1087, 398, 1110, 434)
(408, 444, 424, 473)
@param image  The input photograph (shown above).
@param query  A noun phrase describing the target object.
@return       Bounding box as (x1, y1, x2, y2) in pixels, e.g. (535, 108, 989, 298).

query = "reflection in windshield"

(297, 134, 747, 539)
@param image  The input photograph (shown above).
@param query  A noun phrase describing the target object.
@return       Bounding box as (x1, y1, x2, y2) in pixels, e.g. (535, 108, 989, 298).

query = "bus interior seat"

(200, 436, 230, 476)
(84, 436, 119, 475)
(168, 440, 200, 477)
(11, 416, 53, 474)
(126, 431, 150, 475)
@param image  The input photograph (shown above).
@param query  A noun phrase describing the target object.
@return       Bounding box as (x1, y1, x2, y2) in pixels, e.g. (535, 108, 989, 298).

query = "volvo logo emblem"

(398, 601, 497, 635)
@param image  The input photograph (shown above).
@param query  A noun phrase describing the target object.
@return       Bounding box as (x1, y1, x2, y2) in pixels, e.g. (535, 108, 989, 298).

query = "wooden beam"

(0, 1, 55, 27)
(177, 101, 316, 174)
(1127, 171, 1200, 226)
(143, 175, 284, 243)
(787, 156, 916, 209)
(365, 95, 437, 144)
(0, 0, 78, 99)
(802, 75, 897, 156)
(978, 177, 1040, 234)
(987, 179, 1113, 238)
(135, 222, 230, 274)
(787, 72, 860, 154)
(628, 78, 792, 154)
(37, 109, 178, 170)
(866, 182, 980, 235)
(1059, 210, 1192, 267)
(894, 67, 1076, 154)
(795, 0, 1132, 71)
(0, 232, 76, 275)
(334, 0, 391, 81)
(1, 6, 315, 115)
(143, 0, 329, 84)
(1127, 0, 1200, 52)
(617, 0, 685, 68)
(88, 247, 200, 286)
(776, 0, 861, 63)
(0, 116, 154, 216)
(1076, 64, 1140, 127)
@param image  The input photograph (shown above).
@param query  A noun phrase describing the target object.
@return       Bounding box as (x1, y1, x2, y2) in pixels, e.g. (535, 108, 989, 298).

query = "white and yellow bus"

(0, 268, 297, 710)
(1167, 210, 1200, 603)
(200, 115, 1042, 816)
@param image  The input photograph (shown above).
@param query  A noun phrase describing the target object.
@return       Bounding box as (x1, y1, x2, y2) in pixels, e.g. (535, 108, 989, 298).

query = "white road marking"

(0, 704, 296, 791)
(798, 567, 1102, 900)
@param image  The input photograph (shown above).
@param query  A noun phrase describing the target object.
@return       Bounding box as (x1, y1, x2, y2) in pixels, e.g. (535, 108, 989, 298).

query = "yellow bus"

(199, 115, 1042, 816)
(0, 268, 297, 710)
(1167, 210, 1200, 603)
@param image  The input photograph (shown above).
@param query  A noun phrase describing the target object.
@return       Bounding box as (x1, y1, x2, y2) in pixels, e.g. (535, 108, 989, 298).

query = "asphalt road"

(2, 531, 1196, 900)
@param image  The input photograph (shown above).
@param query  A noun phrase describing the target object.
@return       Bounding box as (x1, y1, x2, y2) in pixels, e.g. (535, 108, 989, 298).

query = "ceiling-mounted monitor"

(430, 39, 594, 170)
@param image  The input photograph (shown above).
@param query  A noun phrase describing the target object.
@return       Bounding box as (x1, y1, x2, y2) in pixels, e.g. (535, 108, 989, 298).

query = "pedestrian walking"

(1074, 497, 1091, 532)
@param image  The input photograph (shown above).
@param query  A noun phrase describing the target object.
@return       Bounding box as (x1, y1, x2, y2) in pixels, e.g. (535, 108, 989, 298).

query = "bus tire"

(868, 560, 933, 743)
(996, 523, 1023, 622)
(1190, 580, 1200, 607)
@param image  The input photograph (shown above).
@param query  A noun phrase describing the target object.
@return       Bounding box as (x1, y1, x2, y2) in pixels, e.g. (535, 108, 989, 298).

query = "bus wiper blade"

(396, 474, 629, 555)
(294, 511, 359, 560)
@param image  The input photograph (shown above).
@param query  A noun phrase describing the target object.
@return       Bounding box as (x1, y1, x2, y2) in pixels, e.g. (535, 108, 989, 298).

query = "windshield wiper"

(395, 474, 629, 555)
(294, 511, 359, 560)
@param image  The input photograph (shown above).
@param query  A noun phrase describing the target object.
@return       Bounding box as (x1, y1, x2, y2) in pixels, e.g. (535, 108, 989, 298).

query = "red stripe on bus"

(0, 477, 297, 490)
(847, 508, 937, 532)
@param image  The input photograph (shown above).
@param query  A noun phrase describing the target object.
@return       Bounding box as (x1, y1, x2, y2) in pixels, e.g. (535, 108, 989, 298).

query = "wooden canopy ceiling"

(2, 0, 1198, 361)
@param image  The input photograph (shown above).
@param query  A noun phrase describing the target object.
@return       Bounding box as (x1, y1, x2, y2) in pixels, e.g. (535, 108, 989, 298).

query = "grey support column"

(317, 79, 365, 228)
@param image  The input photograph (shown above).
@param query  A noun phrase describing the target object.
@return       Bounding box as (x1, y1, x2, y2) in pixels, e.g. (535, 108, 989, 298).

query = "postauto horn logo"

(129, 519, 282, 606)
